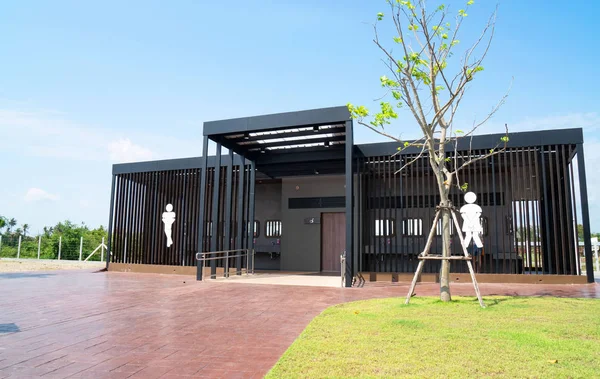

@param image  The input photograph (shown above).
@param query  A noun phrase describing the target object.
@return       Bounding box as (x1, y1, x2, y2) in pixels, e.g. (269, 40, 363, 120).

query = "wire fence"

(0, 235, 107, 262)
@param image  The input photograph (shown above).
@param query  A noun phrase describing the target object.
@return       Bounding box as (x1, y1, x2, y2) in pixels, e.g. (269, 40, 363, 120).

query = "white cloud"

(24, 188, 59, 203)
(0, 107, 202, 162)
(108, 138, 154, 163)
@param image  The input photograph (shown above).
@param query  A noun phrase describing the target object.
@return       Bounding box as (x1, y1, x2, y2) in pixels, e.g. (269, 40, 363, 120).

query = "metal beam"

(225, 125, 346, 143)
(345, 120, 354, 287)
(240, 135, 346, 150)
(577, 144, 594, 283)
(357, 128, 585, 157)
(203, 106, 351, 136)
(113, 155, 248, 175)
(196, 136, 209, 281)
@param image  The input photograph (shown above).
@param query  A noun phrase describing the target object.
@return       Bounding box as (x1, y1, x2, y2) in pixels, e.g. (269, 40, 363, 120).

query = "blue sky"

(1, 0, 599, 233)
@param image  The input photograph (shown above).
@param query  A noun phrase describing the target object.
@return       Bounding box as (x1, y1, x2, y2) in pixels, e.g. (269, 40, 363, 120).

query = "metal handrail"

(196, 249, 255, 281)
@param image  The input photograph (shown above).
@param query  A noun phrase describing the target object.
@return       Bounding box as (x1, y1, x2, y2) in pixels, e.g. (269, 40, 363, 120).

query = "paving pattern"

(1, 270, 598, 378)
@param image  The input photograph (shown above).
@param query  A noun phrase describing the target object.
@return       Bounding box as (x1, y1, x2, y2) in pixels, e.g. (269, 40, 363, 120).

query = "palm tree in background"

(22, 224, 29, 237)
(8, 218, 17, 234)
(0, 216, 6, 234)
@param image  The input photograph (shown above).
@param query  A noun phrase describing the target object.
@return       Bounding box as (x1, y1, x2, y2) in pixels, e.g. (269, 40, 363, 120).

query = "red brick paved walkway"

(0, 270, 598, 378)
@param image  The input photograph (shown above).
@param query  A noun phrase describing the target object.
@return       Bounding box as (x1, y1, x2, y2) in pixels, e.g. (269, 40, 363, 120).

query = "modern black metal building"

(107, 106, 595, 285)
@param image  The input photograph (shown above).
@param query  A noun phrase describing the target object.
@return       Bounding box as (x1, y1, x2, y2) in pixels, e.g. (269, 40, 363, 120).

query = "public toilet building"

(106, 106, 595, 285)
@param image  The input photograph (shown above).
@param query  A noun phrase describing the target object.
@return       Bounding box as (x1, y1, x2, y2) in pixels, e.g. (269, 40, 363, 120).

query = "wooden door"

(321, 213, 346, 273)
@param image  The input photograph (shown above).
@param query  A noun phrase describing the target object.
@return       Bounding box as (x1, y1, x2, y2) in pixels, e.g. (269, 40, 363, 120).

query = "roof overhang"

(203, 106, 352, 177)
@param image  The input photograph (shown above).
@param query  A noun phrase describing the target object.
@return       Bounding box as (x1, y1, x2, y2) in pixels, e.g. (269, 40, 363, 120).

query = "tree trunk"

(440, 191, 452, 302)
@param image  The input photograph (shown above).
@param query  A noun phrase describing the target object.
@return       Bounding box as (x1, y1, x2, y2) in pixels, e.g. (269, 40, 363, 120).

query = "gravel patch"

(0, 259, 105, 272)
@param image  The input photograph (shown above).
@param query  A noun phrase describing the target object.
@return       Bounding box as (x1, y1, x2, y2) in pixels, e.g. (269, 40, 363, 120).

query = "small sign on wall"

(304, 217, 320, 224)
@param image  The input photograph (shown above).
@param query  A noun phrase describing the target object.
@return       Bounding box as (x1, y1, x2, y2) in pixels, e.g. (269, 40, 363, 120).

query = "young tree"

(348, 0, 509, 301)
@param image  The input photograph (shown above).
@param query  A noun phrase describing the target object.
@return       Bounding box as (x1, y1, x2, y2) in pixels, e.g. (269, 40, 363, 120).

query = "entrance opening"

(321, 212, 346, 273)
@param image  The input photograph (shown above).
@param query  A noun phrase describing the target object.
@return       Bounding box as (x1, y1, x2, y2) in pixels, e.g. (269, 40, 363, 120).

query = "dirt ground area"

(0, 259, 105, 273)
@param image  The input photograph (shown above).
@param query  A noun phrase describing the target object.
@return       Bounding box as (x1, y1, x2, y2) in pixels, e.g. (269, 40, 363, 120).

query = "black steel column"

(196, 136, 209, 280)
(210, 143, 222, 278)
(235, 155, 246, 275)
(248, 160, 256, 272)
(345, 120, 354, 287)
(224, 150, 234, 276)
(224, 151, 234, 250)
(576, 144, 594, 283)
(105, 174, 116, 270)
(236, 155, 245, 274)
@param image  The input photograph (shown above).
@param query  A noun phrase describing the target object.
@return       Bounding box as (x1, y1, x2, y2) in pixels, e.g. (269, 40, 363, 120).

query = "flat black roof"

(203, 106, 351, 160)
(113, 118, 584, 176)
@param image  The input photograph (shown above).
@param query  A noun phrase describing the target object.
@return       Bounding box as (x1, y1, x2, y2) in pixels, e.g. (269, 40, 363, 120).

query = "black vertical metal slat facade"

(563, 146, 575, 275)
(197, 136, 209, 280)
(115, 174, 124, 263)
(484, 149, 491, 272)
(576, 144, 594, 283)
(106, 175, 116, 269)
(107, 128, 591, 284)
(569, 154, 581, 275)
(540, 146, 551, 274)
(133, 172, 141, 265)
(555, 146, 567, 274)
(525, 148, 535, 274)
(491, 154, 498, 274)
(549, 146, 560, 274)
(503, 149, 512, 274)
(536, 147, 544, 273)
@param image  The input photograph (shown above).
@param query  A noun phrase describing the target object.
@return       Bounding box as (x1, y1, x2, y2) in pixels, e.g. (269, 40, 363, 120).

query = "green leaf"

(392, 90, 402, 100)
(404, 142, 410, 147)
(467, 0, 474, 5)
(455, 129, 464, 135)
(441, 33, 448, 39)
(458, 9, 468, 17)
(347, 103, 369, 119)
(489, 149, 495, 154)
(445, 157, 451, 162)
(451, 39, 460, 46)
(461, 182, 469, 191)
(437, 4, 445, 11)
(377, 12, 384, 21)
(500, 136, 510, 143)
(393, 36, 403, 44)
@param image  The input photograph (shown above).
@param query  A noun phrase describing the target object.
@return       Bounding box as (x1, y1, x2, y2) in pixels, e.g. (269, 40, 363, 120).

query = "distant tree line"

(0, 216, 108, 261)
(515, 225, 599, 243)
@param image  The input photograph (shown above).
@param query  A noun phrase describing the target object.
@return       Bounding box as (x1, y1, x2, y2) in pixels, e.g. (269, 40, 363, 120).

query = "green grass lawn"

(267, 297, 600, 378)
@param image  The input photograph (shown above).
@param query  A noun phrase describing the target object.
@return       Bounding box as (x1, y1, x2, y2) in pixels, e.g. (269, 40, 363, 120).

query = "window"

(241, 221, 260, 238)
(436, 218, 455, 236)
(265, 220, 282, 238)
(375, 219, 395, 237)
(402, 218, 423, 236)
